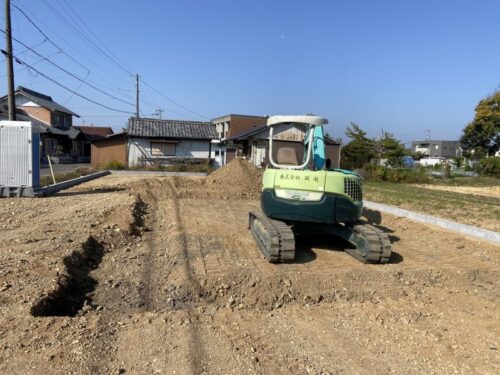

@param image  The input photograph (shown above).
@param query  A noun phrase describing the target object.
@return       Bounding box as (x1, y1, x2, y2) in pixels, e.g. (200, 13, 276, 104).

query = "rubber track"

(347, 223, 392, 264)
(249, 212, 295, 263)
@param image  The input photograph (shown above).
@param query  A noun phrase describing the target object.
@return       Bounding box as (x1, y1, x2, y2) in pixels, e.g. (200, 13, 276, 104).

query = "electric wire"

(141, 79, 210, 120)
(8, 53, 135, 115)
(40, 0, 134, 76)
(1, 30, 136, 107)
(56, 0, 135, 75)
(12, 1, 135, 98)
(13, 0, 209, 122)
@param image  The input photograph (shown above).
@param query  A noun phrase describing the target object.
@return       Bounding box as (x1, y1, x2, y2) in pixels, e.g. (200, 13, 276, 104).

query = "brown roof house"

(0, 86, 80, 163)
(73, 126, 113, 163)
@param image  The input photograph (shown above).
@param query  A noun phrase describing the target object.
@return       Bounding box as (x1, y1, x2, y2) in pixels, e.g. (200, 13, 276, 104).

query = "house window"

(434, 145, 439, 150)
(63, 117, 71, 127)
(215, 150, 220, 156)
(52, 114, 61, 125)
(151, 142, 175, 156)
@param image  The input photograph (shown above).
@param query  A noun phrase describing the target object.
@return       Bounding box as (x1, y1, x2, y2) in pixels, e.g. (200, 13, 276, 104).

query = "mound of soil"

(207, 158, 263, 198)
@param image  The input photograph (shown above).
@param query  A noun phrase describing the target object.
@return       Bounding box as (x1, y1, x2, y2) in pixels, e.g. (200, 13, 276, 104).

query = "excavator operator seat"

(276, 147, 300, 166)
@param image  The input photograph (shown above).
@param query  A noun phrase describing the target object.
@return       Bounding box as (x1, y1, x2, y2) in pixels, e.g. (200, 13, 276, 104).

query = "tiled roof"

(225, 124, 267, 141)
(127, 117, 217, 140)
(74, 126, 113, 137)
(0, 86, 80, 117)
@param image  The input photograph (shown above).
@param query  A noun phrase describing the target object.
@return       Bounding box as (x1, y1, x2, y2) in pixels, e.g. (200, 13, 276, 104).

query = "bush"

(474, 157, 500, 177)
(101, 160, 126, 170)
(452, 156, 464, 169)
(74, 166, 96, 175)
(126, 162, 215, 173)
(363, 164, 430, 183)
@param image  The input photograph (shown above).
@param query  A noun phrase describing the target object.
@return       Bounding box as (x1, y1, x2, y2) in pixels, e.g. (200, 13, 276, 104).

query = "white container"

(0, 121, 40, 197)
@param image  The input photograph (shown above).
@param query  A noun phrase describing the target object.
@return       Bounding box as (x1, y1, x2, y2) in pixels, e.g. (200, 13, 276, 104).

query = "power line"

(141, 79, 210, 120)
(56, 0, 135, 75)
(40, 0, 134, 76)
(6, 53, 135, 115)
(11, 2, 90, 75)
(11, 1, 135, 96)
(1, 30, 136, 108)
(0, 50, 60, 78)
(13, 1, 208, 122)
(141, 83, 198, 118)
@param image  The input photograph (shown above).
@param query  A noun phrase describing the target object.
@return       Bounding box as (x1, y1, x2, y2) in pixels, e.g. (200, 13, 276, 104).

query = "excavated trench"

(31, 194, 149, 317)
(31, 236, 105, 317)
(129, 195, 148, 236)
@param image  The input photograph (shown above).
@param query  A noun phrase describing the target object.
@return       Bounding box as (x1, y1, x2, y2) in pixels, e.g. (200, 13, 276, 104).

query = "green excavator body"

(261, 169, 363, 224)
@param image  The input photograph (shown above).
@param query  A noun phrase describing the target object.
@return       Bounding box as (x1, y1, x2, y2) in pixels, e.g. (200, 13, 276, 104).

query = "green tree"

(374, 132, 406, 166)
(461, 91, 500, 157)
(340, 123, 376, 169)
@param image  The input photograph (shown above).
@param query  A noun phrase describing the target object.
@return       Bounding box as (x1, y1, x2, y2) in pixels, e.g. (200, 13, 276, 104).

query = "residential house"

(72, 126, 113, 163)
(224, 123, 342, 168)
(211, 114, 268, 165)
(91, 114, 343, 170)
(411, 140, 462, 158)
(0, 86, 80, 162)
(126, 117, 217, 166)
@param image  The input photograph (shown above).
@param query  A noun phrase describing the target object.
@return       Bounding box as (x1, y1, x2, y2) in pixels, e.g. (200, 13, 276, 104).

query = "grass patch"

(40, 166, 98, 187)
(99, 160, 214, 173)
(427, 176, 500, 188)
(364, 181, 500, 232)
(40, 172, 82, 187)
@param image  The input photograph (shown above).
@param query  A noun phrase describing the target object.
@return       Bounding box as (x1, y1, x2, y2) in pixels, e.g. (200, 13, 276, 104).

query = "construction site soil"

(0, 160, 498, 374)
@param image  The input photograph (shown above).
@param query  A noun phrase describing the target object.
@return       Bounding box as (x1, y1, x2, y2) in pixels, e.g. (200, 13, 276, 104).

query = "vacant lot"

(0, 172, 498, 374)
(364, 180, 500, 232)
(415, 176, 500, 198)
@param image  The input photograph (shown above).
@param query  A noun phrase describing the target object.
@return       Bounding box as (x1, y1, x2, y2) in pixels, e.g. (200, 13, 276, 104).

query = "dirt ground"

(413, 184, 500, 198)
(0, 172, 499, 375)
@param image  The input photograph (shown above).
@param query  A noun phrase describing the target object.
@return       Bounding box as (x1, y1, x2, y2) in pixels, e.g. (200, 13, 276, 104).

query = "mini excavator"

(249, 115, 391, 263)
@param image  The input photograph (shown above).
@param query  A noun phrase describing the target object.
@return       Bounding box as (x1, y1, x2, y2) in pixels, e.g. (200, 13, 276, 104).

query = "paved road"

(40, 163, 90, 177)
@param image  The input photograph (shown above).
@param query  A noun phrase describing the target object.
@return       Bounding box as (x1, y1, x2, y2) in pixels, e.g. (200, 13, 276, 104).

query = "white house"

(126, 117, 217, 166)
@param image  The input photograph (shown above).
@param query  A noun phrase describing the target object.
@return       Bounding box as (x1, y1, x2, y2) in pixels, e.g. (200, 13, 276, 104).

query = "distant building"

(126, 117, 217, 167)
(211, 114, 268, 166)
(0, 86, 80, 161)
(72, 126, 113, 163)
(411, 140, 462, 158)
(223, 123, 342, 169)
(91, 114, 343, 169)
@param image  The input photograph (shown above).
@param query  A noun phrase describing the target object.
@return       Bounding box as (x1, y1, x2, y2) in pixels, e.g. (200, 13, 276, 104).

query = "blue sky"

(2, 0, 499, 144)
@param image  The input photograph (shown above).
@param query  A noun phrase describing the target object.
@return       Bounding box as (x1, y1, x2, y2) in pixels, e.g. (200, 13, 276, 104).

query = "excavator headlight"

(275, 189, 324, 202)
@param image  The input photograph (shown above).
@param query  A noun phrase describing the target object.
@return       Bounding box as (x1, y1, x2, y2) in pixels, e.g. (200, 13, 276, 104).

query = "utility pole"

(5, 0, 16, 120)
(135, 74, 140, 118)
(426, 129, 431, 141)
(154, 108, 164, 119)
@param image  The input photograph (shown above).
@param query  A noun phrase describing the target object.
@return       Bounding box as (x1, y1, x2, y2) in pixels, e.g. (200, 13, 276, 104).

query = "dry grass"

(364, 181, 500, 232)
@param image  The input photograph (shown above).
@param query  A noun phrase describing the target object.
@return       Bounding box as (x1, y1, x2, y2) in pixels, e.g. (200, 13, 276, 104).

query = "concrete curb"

(38, 171, 111, 197)
(364, 200, 500, 245)
(109, 170, 208, 177)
